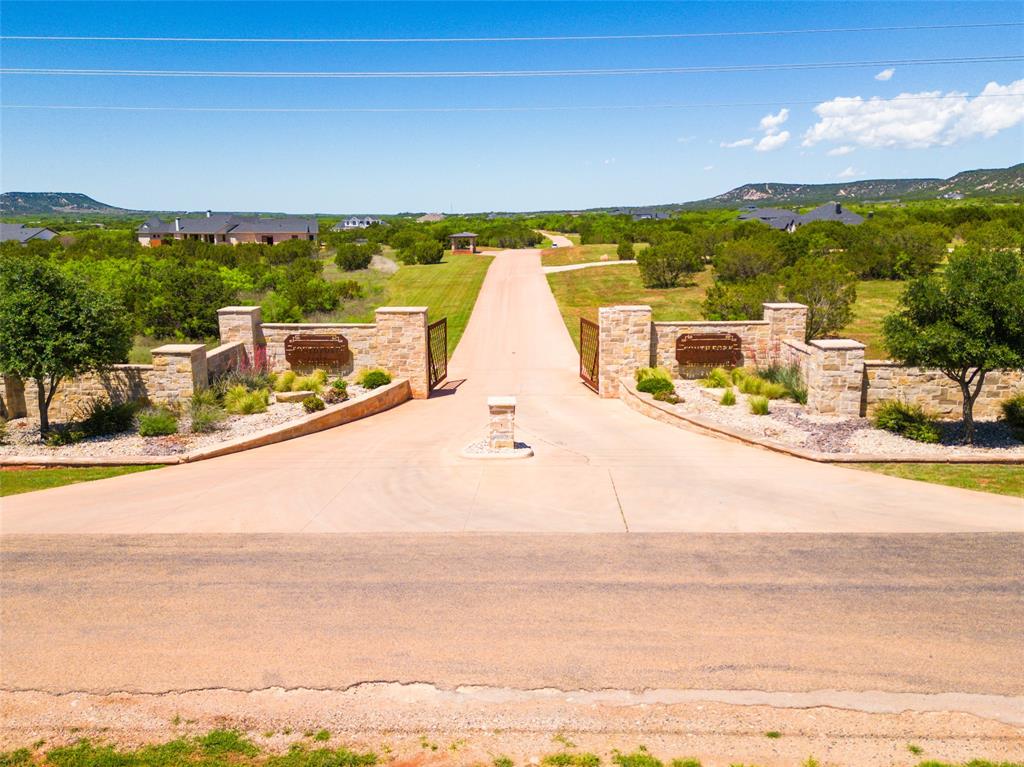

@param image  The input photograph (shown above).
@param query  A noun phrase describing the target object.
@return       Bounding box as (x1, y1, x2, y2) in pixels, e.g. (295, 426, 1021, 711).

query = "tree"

(398, 238, 444, 265)
(702, 274, 779, 321)
(882, 246, 1024, 444)
(0, 255, 131, 435)
(635, 235, 702, 288)
(713, 238, 785, 283)
(616, 240, 635, 260)
(335, 242, 375, 271)
(779, 257, 858, 341)
(892, 223, 949, 278)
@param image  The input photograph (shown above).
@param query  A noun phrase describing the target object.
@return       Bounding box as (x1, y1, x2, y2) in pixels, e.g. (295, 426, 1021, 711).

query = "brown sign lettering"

(284, 334, 351, 367)
(675, 332, 743, 367)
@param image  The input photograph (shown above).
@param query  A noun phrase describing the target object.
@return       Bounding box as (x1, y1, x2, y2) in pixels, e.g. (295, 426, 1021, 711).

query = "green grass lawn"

(850, 463, 1023, 498)
(332, 253, 493, 356)
(0, 465, 162, 497)
(547, 264, 714, 348)
(840, 279, 905, 358)
(541, 242, 648, 267)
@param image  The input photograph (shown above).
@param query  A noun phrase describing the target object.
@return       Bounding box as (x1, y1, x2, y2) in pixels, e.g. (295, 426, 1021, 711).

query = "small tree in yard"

(616, 239, 635, 260)
(780, 257, 858, 341)
(0, 256, 131, 436)
(635, 235, 702, 288)
(883, 246, 1024, 444)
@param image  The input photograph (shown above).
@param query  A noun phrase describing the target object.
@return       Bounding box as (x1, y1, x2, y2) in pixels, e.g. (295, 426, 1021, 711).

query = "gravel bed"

(0, 386, 373, 459)
(669, 379, 1023, 458)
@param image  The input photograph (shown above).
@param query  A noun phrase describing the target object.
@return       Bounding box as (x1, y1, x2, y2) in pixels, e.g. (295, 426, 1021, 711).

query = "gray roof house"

(137, 212, 318, 246)
(737, 202, 863, 232)
(0, 223, 59, 244)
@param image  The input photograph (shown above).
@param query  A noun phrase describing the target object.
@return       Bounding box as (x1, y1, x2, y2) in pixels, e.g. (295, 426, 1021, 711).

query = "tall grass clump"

(273, 370, 296, 392)
(699, 367, 732, 388)
(1001, 393, 1024, 430)
(749, 396, 770, 415)
(720, 388, 736, 406)
(873, 400, 941, 443)
(292, 369, 328, 393)
(189, 389, 226, 433)
(224, 385, 269, 415)
(758, 363, 808, 404)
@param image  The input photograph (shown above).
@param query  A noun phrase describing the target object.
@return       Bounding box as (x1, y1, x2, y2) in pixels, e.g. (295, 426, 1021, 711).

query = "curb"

(618, 377, 1024, 466)
(0, 379, 411, 468)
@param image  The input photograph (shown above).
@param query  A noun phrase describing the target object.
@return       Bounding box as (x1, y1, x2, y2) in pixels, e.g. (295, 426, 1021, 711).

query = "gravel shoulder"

(669, 379, 1024, 459)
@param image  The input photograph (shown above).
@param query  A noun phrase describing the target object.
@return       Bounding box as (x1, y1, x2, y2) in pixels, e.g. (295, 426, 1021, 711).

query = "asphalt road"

(3, 533, 1022, 696)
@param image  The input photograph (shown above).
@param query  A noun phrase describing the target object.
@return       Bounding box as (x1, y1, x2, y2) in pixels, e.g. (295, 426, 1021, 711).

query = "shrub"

(637, 376, 674, 395)
(700, 367, 732, 388)
(616, 240, 635, 260)
(720, 388, 736, 406)
(78, 398, 137, 437)
(636, 366, 673, 385)
(0, 417, 6, 445)
(636, 235, 703, 288)
(324, 379, 348, 404)
(217, 368, 274, 393)
(224, 385, 269, 415)
(653, 389, 681, 404)
(190, 390, 226, 433)
(292, 375, 323, 394)
(612, 750, 663, 767)
(273, 370, 296, 392)
(1001, 394, 1024, 429)
(749, 396, 770, 415)
(137, 407, 178, 437)
(737, 373, 788, 400)
(758, 363, 808, 404)
(332, 378, 348, 393)
(44, 424, 86, 446)
(872, 400, 941, 443)
(359, 369, 392, 389)
(302, 395, 325, 413)
(335, 243, 374, 271)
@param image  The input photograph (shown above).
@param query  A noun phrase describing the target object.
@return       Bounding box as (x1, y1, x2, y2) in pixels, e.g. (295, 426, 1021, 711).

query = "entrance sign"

(284, 334, 351, 367)
(675, 332, 743, 367)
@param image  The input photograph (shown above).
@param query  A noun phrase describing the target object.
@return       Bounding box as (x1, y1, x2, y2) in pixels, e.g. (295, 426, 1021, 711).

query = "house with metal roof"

(137, 211, 318, 246)
(798, 202, 865, 226)
(737, 202, 863, 232)
(0, 223, 59, 244)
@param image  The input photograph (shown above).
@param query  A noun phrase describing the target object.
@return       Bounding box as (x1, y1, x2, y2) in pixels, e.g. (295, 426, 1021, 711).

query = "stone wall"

(862, 362, 1023, 419)
(598, 306, 652, 397)
(261, 323, 377, 376)
(653, 320, 771, 377)
(206, 341, 247, 380)
(9, 365, 151, 423)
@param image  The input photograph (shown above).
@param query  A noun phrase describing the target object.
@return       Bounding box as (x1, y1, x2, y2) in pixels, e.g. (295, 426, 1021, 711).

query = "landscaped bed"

(633, 366, 1024, 460)
(0, 368, 391, 460)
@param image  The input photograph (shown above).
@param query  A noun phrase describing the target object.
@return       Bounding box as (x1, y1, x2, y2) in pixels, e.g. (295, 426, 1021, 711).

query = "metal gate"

(427, 317, 448, 390)
(579, 317, 599, 393)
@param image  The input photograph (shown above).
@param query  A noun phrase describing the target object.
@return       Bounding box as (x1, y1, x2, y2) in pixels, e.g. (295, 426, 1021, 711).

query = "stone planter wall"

(862, 362, 1023, 419)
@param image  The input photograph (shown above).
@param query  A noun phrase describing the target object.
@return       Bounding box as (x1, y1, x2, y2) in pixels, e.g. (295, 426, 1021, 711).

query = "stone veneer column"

(150, 344, 208, 405)
(487, 396, 516, 450)
(598, 305, 653, 398)
(375, 307, 429, 399)
(763, 302, 808, 360)
(806, 339, 865, 416)
(217, 306, 265, 361)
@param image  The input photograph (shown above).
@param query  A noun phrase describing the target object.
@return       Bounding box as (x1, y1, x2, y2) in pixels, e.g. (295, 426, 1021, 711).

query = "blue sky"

(1, 1, 1022, 213)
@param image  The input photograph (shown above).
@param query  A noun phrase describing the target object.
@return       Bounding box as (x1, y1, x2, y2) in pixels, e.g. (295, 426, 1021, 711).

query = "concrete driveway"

(1, 249, 1021, 533)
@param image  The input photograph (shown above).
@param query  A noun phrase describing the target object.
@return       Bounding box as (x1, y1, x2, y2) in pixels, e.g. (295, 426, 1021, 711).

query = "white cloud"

(837, 166, 861, 179)
(802, 79, 1024, 149)
(827, 145, 856, 156)
(720, 138, 754, 148)
(874, 68, 895, 82)
(703, 165, 714, 171)
(677, 135, 696, 143)
(759, 108, 789, 134)
(755, 131, 791, 152)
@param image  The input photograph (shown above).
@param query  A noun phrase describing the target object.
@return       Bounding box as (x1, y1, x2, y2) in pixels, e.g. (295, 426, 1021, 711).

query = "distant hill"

(0, 192, 132, 215)
(682, 163, 1024, 209)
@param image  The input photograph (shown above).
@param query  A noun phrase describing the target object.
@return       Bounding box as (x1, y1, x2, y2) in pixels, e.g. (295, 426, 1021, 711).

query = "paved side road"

(3, 533, 1022, 696)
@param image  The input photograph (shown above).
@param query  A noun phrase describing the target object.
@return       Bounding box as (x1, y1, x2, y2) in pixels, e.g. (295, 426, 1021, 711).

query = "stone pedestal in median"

(487, 396, 516, 450)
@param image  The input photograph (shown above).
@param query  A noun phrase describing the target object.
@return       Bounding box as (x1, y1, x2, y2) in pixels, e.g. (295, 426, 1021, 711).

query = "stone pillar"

(375, 306, 430, 399)
(217, 306, 264, 362)
(150, 344, 208, 405)
(763, 302, 808, 360)
(487, 396, 516, 450)
(806, 339, 866, 416)
(598, 305, 653, 398)
(2, 375, 27, 419)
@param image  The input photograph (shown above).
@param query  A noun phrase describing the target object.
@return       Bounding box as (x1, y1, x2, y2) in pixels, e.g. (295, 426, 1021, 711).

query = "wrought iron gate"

(579, 318, 599, 393)
(427, 317, 448, 390)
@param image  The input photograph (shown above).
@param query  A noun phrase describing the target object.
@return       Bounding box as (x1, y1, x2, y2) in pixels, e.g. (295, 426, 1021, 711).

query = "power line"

(3, 93, 1018, 115)
(2, 55, 1020, 79)
(1, 21, 1021, 43)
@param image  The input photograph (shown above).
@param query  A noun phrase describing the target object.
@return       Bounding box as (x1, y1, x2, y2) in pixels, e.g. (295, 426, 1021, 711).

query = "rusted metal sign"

(675, 332, 743, 367)
(284, 334, 350, 367)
